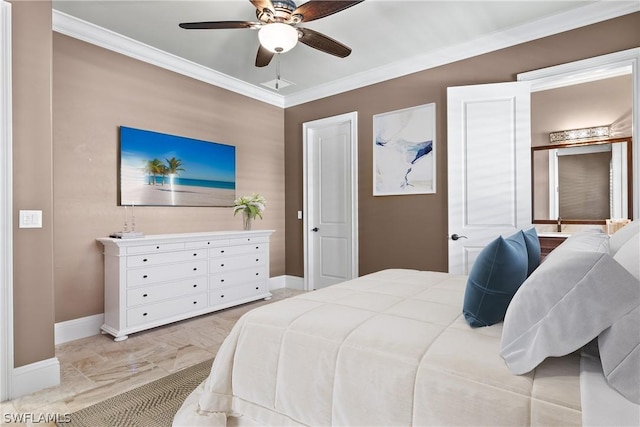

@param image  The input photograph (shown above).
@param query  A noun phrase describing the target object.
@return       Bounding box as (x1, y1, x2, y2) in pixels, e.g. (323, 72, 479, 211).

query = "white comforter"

(174, 269, 581, 426)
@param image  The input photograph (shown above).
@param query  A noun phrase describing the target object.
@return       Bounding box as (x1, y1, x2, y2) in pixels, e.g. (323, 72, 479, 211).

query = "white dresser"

(97, 230, 273, 341)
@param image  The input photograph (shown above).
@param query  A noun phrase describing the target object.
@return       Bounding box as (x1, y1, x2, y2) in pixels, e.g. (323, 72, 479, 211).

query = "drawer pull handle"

(220, 294, 225, 298)
(193, 301, 197, 305)
(156, 246, 160, 249)
(143, 275, 148, 279)
(193, 253, 197, 257)
(143, 312, 148, 316)
(143, 293, 148, 297)
(255, 246, 259, 249)
(255, 286, 259, 290)
(143, 258, 148, 262)
(255, 259, 259, 262)
(221, 264, 225, 267)
(221, 279, 225, 282)
(221, 250, 225, 253)
(255, 273, 259, 276)
(193, 268, 197, 271)
(193, 284, 197, 288)
(207, 242, 210, 245)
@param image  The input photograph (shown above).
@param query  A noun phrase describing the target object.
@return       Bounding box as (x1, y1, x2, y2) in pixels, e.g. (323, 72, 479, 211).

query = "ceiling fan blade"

(293, 1, 364, 23)
(179, 21, 258, 30)
(255, 44, 275, 67)
(297, 27, 352, 58)
(250, 0, 275, 14)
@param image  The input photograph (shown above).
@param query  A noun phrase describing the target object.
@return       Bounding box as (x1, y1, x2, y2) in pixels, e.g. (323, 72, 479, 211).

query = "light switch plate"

(19, 210, 43, 228)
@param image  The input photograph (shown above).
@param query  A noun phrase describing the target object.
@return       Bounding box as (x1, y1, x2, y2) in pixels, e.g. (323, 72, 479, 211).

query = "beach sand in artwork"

(122, 181, 235, 206)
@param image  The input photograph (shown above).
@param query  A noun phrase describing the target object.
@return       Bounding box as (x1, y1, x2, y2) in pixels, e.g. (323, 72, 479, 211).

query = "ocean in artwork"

(119, 127, 236, 207)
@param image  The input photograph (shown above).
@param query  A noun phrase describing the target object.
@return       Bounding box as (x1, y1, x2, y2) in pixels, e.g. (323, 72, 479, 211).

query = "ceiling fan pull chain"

(276, 54, 281, 91)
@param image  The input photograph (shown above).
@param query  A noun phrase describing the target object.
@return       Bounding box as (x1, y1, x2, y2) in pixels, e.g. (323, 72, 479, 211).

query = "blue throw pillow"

(522, 227, 541, 276)
(463, 232, 528, 327)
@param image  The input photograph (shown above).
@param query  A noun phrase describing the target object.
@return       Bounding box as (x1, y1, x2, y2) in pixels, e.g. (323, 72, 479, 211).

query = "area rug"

(57, 358, 213, 427)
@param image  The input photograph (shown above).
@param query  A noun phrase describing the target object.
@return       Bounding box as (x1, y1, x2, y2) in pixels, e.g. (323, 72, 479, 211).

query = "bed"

(174, 222, 639, 426)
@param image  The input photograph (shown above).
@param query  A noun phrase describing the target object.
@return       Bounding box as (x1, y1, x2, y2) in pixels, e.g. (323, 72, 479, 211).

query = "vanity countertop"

(537, 232, 572, 238)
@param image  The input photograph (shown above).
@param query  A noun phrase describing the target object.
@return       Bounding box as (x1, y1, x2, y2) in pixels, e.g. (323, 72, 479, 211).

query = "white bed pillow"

(550, 229, 609, 257)
(500, 249, 639, 375)
(610, 220, 640, 255)
(598, 305, 640, 404)
(613, 235, 640, 280)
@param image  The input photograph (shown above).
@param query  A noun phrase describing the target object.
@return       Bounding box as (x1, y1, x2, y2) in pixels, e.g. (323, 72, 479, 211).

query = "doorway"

(303, 112, 358, 291)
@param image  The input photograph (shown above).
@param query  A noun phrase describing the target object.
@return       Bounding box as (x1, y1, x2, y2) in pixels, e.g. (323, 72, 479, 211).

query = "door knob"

(311, 227, 319, 232)
(451, 234, 468, 241)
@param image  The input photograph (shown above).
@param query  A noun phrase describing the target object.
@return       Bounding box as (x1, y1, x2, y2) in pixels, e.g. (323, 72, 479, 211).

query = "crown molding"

(283, 1, 640, 107)
(52, 10, 286, 108)
(53, 2, 639, 109)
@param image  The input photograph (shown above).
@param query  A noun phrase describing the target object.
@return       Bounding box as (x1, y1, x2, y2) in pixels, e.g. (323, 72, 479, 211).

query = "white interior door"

(447, 82, 532, 274)
(303, 112, 358, 290)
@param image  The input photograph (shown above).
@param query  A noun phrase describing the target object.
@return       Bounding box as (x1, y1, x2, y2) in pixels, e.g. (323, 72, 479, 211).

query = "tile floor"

(1, 288, 303, 426)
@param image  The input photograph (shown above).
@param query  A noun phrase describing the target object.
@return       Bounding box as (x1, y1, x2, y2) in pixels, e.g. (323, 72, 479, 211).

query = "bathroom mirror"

(532, 137, 632, 224)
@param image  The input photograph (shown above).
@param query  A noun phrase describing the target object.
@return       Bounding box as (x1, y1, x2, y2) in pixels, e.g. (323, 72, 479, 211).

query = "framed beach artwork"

(119, 126, 236, 207)
(373, 103, 436, 196)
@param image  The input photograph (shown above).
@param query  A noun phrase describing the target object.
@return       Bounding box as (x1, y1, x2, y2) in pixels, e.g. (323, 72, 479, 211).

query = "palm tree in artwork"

(144, 158, 164, 185)
(158, 164, 169, 186)
(165, 157, 185, 176)
(165, 157, 185, 202)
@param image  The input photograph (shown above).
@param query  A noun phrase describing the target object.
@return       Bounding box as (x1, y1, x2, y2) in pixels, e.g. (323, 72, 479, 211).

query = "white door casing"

(303, 112, 358, 290)
(447, 82, 532, 274)
(0, 0, 13, 402)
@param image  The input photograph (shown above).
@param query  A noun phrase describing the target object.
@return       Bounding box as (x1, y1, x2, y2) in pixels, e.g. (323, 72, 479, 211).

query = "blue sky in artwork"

(120, 126, 235, 182)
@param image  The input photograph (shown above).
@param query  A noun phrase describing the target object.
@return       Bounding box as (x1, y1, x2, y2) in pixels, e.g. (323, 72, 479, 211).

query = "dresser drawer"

(127, 277, 207, 307)
(127, 293, 207, 327)
(185, 239, 229, 249)
(126, 260, 207, 287)
(209, 254, 267, 273)
(209, 243, 267, 258)
(127, 249, 207, 268)
(126, 242, 185, 254)
(229, 236, 269, 246)
(209, 267, 268, 289)
(209, 283, 268, 306)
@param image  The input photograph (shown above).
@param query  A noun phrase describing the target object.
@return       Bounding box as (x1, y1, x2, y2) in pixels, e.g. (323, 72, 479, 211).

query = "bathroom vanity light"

(549, 125, 611, 144)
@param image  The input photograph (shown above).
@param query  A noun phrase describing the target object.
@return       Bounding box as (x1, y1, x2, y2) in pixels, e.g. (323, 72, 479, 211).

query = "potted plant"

(233, 193, 266, 230)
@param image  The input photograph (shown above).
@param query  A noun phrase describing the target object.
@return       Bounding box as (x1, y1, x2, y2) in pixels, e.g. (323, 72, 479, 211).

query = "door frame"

(518, 47, 640, 220)
(1, 0, 13, 401)
(302, 112, 359, 291)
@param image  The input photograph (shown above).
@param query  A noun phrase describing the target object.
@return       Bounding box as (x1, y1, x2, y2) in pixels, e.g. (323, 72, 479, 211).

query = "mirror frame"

(532, 136, 633, 225)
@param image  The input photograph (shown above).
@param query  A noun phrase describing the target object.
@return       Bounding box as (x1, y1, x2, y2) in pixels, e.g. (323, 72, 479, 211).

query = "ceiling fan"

(179, 0, 364, 67)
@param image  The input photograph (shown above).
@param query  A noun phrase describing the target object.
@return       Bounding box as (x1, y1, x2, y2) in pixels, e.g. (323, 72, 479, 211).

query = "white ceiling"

(52, 1, 639, 107)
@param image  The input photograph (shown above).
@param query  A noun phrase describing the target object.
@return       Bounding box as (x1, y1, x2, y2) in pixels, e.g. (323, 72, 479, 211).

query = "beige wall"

(52, 33, 286, 324)
(12, 0, 56, 368)
(284, 12, 640, 277)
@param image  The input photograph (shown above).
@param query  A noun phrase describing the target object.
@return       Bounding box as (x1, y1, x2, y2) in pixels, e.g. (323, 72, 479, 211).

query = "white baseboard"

(55, 313, 104, 345)
(11, 357, 60, 399)
(270, 275, 304, 291)
(285, 275, 304, 290)
(268, 275, 286, 290)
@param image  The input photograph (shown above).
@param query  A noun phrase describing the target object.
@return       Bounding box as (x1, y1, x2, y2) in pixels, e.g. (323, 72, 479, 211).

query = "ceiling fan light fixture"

(258, 23, 298, 53)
